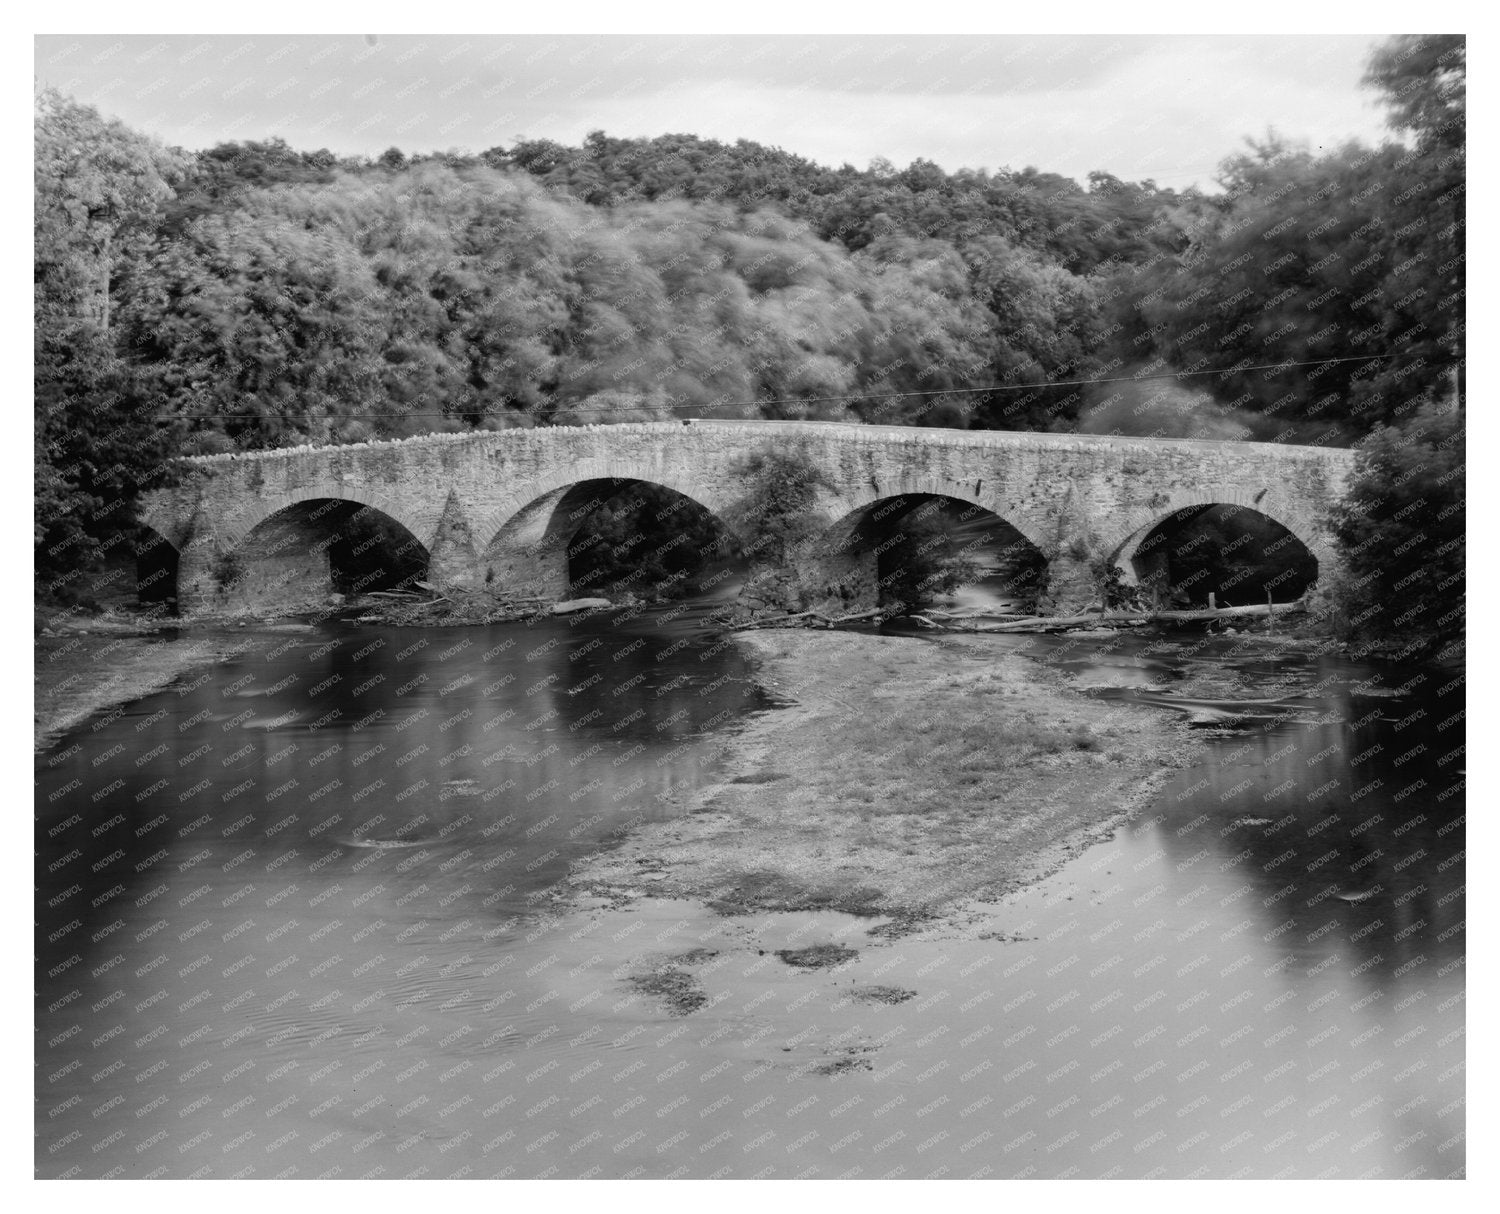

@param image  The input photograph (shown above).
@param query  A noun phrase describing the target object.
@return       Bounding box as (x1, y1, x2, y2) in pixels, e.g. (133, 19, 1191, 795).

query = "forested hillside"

(35, 35, 1463, 598)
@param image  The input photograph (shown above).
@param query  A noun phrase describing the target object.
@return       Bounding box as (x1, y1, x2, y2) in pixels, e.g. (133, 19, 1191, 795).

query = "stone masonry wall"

(139, 420, 1355, 614)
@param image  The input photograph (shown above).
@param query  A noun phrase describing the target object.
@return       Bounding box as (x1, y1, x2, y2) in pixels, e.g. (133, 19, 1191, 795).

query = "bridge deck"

(181, 418, 1352, 465)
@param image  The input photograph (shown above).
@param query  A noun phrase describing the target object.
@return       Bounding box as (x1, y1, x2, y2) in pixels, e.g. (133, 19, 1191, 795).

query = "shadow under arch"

(1111, 502, 1320, 608)
(218, 497, 430, 613)
(134, 523, 180, 612)
(220, 482, 432, 557)
(806, 492, 1048, 613)
(481, 477, 738, 600)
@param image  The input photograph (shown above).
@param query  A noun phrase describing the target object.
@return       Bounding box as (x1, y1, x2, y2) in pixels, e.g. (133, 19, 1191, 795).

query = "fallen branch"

(738, 607, 887, 631)
(964, 614, 1102, 633)
(1149, 601, 1301, 621)
(828, 609, 886, 625)
(920, 608, 1029, 620)
(960, 601, 1303, 633)
(740, 610, 824, 630)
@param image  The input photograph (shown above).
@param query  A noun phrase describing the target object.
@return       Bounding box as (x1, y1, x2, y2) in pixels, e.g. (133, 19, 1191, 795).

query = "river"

(35, 606, 1463, 1178)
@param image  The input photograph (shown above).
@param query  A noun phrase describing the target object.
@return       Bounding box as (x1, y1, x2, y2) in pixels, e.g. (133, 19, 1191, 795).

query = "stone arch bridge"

(138, 420, 1355, 615)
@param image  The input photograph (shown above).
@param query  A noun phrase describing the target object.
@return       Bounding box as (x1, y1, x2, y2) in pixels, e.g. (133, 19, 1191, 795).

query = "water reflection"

(36, 616, 1463, 1178)
(35, 611, 765, 1176)
(1004, 630, 1465, 984)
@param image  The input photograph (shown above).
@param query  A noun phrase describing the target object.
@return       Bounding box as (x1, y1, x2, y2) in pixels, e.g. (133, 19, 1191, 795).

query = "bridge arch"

(805, 492, 1049, 612)
(1106, 488, 1323, 607)
(833, 477, 1052, 554)
(201, 495, 430, 613)
(134, 523, 179, 610)
(472, 458, 725, 552)
(1103, 485, 1324, 566)
(480, 472, 735, 600)
(214, 485, 434, 556)
(136, 501, 191, 553)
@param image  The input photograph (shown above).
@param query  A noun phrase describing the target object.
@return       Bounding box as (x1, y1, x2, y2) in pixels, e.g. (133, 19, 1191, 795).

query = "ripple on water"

(239, 712, 304, 730)
(251, 1005, 387, 1055)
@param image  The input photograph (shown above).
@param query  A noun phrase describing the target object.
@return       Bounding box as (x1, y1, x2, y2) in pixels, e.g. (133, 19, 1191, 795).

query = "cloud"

(35, 34, 1393, 188)
(542, 37, 1388, 189)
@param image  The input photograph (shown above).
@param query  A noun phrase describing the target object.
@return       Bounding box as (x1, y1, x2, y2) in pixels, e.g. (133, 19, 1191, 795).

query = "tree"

(1364, 35, 1465, 155)
(1364, 34, 1465, 407)
(1112, 111, 1462, 440)
(1329, 399, 1463, 654)
(874, 501, 983, 610)
(164, 136, 339, 231)
(1101, 36, 1466, 442)
(961, 236, 1103, 430)
(726, 448, 832, 572)
(35, 88, 183, 336)
(35, 90, 185, 590)
(570, 484, 736, 598)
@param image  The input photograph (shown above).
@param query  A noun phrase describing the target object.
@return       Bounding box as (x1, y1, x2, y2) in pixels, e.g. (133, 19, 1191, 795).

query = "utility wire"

(149, 351, 1401, 420)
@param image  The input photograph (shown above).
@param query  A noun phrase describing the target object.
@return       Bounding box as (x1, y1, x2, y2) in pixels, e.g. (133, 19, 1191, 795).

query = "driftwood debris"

(737, 599, 1304, 636)
(916, 608, 1030, 622)
(940, 601, 1303, 634)
(738, 608, 887, 631)
(1155, 601, 1300, 621)
(350, 583, 562, 626)
(736, 600, 1301, 636)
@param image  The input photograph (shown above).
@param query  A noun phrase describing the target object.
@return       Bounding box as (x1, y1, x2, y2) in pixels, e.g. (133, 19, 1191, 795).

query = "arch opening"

(223, 500, 429, 613)
(484, 479, 741, 602)
(814, 494, 1047, 614)
(134, 525, 180, 614)
(52, 523, 180, 614)
(1121, 504, 1317, 609)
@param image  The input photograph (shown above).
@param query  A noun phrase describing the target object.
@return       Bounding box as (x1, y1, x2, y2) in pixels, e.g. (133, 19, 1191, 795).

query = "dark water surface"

(36, 610, 1463, 1178)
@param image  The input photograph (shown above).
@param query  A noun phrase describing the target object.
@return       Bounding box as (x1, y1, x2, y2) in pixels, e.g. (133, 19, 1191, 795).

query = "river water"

(36, 607, 1463, 1178)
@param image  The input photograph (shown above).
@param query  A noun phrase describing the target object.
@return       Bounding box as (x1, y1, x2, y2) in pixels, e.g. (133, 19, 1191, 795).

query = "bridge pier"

(176, 540, 337, 615)
(427, 546, 485, 591)
(802, 542, 881, 614)
(1117, 534, 1170, 590)
(488, 543, 571, 599)
(175, 545, 219, 615)
(426, 491, 486, 591)
(731, 544, 875, 617)
(479, 484, 607, 600)
(1039, 554, 1102, 615)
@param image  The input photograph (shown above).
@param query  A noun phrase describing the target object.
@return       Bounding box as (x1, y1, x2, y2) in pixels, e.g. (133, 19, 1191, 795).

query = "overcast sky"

(34, 34, 1398, 191)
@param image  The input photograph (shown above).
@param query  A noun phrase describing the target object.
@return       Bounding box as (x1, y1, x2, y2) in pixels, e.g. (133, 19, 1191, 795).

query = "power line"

(149, 352, 1401, 421)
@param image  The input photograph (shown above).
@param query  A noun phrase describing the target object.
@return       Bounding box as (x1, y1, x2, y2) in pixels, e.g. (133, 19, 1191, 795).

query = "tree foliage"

(874, 501, 984, 610)
(1108, 36, 1464, 441)
(570, 483, 735, 599)
(127, 167, 1011, 450)
(1330, 400, 1463, 653)
(35, 90, 186, 592)
(726, 448, 833, 570)
(1364, 35, 1465, 155)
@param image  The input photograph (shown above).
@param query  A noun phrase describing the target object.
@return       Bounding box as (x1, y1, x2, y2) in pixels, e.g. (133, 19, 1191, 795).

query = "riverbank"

(564, 629, 1198, 931)
(33, 617, 291, 752)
